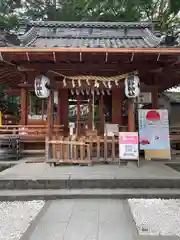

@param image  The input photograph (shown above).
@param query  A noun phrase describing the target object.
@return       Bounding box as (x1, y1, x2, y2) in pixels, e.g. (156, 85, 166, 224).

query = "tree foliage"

(0, 0, 20, 30)
(0, 0, 179, 32)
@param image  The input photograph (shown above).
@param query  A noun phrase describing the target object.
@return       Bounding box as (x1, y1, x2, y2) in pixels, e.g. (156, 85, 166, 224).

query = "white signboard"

(138, 92, 152, 104)
(105, 124, 119, 136)
(119, 132, 139, 160)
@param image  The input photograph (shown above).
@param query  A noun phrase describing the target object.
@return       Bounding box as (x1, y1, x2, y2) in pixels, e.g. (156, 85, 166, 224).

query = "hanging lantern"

(125, 75, 140, 98)
(34, 75, 50, 98)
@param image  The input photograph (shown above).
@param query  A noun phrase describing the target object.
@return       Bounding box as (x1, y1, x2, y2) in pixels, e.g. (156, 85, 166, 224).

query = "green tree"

(138, 0, 180, 31)
(21, 0, 180, 32)
(0, 0, 21, 30)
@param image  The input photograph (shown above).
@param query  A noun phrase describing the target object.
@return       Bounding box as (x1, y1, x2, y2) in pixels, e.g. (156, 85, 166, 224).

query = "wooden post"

(20, 88, 28, 125)
(57, 90, 61, 125)
(112, 88, 123, 125)
(60, 89, 69, 135)
(76, 95, 80, 136)
(47, 90, 54, 159)
(88, 98, 92, 129)
(99, 94, 104, 134)
(128, 99, 135, 132)
(151, 87, 158, 109)
(47, 90, 54, 138)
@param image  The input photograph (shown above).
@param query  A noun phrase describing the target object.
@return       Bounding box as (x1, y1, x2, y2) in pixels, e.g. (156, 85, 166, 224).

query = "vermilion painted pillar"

(128, 99, 135, 132)
(112, 88, 123, 125)
(151, 87, 158, 109)
(20, 88, 28, 125)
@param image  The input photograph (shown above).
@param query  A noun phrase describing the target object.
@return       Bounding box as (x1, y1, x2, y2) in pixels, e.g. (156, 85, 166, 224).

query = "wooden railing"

(0, 125, 64, 142)
(46, 135, 119, 164)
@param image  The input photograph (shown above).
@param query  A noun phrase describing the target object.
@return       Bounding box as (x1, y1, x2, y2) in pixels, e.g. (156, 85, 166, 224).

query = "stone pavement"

(0, 161, 180, 190)
(20, 199, 180, 240)
(0, 161, 180, 180)
(21, 199, 136, 240)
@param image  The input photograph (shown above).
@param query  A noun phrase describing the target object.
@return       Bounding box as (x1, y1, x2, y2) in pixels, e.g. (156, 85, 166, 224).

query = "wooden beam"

(1, 47, 180, 54)
(4, 89, 21, 96)
(19, 61, 169, 71)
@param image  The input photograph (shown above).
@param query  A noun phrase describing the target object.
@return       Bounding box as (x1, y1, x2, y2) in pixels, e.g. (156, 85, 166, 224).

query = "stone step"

(0, 178, 180, 189)
(1, 188, 180, 201)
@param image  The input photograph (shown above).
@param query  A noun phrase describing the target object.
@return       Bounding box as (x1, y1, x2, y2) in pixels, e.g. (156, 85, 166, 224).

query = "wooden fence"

(46, 135, 119, 165)
(0, 125, 63, 142)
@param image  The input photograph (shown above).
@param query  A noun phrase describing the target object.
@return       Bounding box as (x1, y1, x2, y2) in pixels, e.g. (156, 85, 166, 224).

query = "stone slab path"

(21, 199, 136, 240)
(21, 199, 180, 240)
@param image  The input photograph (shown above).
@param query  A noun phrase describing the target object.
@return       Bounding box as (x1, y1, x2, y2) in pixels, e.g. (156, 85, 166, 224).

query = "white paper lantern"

(34, 75, 50, 98)
(125, 75, 140, 98)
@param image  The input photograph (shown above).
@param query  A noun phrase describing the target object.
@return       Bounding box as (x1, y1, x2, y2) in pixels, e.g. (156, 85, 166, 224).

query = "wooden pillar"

(128, 99, 135, 132)
(76, 95, 80, 136)
(99, 94, 104, 134)
(151, 87, 158, 109)
(112, 88, 123, 124)
(20, 88, 28, 125)
(47, 90, 54, 159)
(47, 90, 54, 139)
(60, 89, 69, 134)
(57, 90, 61, 125)
(88, 98, 92, 129)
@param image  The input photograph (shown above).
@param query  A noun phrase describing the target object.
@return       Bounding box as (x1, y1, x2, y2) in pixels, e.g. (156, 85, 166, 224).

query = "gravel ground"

(128, 199, 180, 237)
(0, 201, 45, 240)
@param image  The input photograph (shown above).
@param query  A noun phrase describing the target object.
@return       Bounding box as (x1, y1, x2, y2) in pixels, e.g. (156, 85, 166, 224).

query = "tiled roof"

(164, 92, 180, 104)
(0, 31, 19, 47)
(17, 21, 163, 48)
